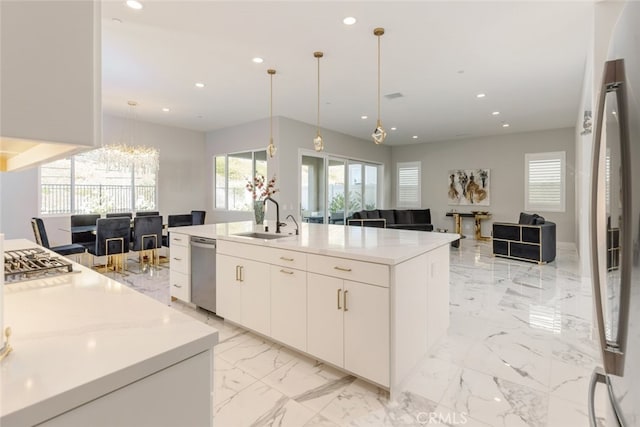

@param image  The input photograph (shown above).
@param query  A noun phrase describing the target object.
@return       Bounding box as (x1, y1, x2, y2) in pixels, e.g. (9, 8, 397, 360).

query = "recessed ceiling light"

(476, 93, 486, 98)
(502, 123, 510, 128)
(195, 82, 205, 88)
(252, 57, 264, 64)
(361, 115, 368, 120)
(412, 135, 418, 139)
(492, 111, 500, 116)
(612, 111, 617, 115)
(343, 17, 357, 25)
(126, 0, 143, 10)
(162, 107, 170, 112)
(391, 127, 397, 131)
(457, 70, 465, 74)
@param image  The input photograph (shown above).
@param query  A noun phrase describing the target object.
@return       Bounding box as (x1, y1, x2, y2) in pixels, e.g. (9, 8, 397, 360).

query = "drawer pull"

(334, 266, 352, 272)
(173, 257, 182, 261)
(280, 269, 294, 275)
(238, 265, 244, 282)
(343, 290, 349, 311)
(173, 238, 182, 241)
(173, 284, 182, 288)
(280, 256, 294, 261)
(337, 289, 342, 309)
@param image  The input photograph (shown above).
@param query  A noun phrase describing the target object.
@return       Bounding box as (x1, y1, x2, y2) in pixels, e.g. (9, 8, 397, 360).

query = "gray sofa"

(492, 212, 556, 264)
(349, 209, 433, 231)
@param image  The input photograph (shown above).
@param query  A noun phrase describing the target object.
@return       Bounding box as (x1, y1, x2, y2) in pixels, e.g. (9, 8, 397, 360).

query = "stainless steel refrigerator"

(589, 2, 640, 426)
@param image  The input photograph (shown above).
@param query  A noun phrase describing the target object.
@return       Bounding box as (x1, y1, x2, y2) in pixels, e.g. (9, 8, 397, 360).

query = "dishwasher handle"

(191, 241, 216, 249)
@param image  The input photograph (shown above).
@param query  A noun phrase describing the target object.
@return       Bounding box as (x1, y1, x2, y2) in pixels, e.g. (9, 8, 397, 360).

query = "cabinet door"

(216, 254, 242, 323)
(307, 273, 344, 368)
(240, 258, 271, 336)
(343, 280, 389, 387)
(270, 265, 307, 351)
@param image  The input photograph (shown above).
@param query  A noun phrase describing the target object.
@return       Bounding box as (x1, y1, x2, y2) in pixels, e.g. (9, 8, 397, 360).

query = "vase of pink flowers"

(246, 174, 278, 224)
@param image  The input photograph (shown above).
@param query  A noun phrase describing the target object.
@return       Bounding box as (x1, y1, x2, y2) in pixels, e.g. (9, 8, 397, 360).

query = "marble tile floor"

(117, 241, 606, 427)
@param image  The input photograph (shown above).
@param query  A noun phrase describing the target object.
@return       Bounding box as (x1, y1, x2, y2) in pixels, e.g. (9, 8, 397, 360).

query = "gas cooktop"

(4, 248, 74, 283)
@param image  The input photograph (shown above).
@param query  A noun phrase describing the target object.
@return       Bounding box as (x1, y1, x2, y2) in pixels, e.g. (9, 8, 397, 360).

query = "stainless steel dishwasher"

(190, 236, 216, 313)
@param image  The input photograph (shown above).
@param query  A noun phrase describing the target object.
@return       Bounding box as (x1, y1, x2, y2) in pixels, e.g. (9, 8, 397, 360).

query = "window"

(397, 162, 421, 208)
(214, 150, 267, 211)
(40, 150, 158, 214)
(525, 151, 565, 212)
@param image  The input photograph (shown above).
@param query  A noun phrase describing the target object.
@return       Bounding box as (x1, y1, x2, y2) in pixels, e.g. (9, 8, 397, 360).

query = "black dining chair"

(162, 214, 193, 247)
(88, 217, 131, 274)
(31, 218, 86, 261)
(130, 215, 163, 271)
(70, 214, 100, 250)
(106, 212, 133, 218)
(191, 210, 206, 225)
(136, 211, 160, 217)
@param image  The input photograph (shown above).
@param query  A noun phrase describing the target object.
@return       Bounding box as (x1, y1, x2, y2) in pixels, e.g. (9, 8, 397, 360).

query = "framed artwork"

(448, 169, 490, 206)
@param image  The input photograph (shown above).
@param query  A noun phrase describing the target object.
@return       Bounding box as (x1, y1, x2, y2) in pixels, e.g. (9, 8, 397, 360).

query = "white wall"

(0, 115, 207, 246)
(391, 127, 577, 243)
(205, 116, 392, 223)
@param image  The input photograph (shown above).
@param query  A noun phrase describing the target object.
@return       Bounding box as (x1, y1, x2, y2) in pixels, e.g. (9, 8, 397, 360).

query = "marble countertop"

(171, 221, 459, 265)
(0, 239, 218, 427)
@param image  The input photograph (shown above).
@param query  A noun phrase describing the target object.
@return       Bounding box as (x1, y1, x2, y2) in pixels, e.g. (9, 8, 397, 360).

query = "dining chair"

(106, 212, 133, 218)
(135, 211, 160, 217)
(191, 210, 206, 225)
(88, 217, 131, 275)
(162, 214, 193, 247)
(130, 215, 163, 271)
(31, 218, 86, 262)
(70, 214, 100, 250)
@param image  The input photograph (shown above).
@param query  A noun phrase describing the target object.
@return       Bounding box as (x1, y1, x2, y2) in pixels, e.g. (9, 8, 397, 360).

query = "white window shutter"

(525, 151, 565, 212)
(397, 162, 421, 208)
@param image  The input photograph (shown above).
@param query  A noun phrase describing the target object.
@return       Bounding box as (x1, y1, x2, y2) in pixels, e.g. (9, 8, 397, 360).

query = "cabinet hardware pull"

(173, 257, 182, 261)
(239, 266, 244, 282)
(235, 265, 240, 281)
(337, 289, 342, 309)
(334, 266, 352, 272)
(173, 284, 182, 288)
(280, 269, 294, 275)
(173, 238, 182, 241)
(280, 256, 294, 261)
(343, 290, 349, 311)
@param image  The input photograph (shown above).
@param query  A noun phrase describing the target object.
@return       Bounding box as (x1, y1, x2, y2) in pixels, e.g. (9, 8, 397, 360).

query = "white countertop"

(1, 239, 218, 427)
(172, 221, 459, 265)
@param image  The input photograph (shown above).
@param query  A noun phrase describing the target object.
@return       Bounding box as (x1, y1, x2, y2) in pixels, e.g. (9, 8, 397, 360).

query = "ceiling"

(101, 1, 593, 146)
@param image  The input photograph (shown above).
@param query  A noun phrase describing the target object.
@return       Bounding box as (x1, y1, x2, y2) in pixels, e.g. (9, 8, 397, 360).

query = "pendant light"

(267, 69, 277, 158)
(313, 51, 324, 152)
(372, 27, 387, 145)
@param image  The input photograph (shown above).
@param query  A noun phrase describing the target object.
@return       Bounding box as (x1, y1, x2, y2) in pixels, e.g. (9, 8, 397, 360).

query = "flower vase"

(254, 201, 265, 225)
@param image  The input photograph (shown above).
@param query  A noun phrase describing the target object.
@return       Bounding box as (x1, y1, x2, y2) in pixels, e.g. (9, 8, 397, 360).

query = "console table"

(446, 212, 492, 241)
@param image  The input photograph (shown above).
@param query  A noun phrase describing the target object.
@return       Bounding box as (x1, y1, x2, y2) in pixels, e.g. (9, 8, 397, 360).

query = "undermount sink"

(232, 231, 290, 240)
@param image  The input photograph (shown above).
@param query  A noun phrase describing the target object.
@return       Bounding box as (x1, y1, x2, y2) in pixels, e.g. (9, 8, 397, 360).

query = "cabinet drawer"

(170, 244, 190, 274)
(307, 254, 389, 287)
(170, 270, 190, 301)
(217, 240, 270, 263)
(270, 248, 307, 270)
(169, 232, 189, 248)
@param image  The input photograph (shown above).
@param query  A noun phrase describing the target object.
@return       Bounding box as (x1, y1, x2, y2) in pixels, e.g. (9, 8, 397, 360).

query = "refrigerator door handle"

(590, 58, 632, 377)
(588, 368, 607, 427)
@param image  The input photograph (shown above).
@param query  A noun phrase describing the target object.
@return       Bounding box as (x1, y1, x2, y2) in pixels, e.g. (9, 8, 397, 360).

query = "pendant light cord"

(317, 56, 321, 134)
(270, 72, 273, 141)
(377, 33, 381, 125)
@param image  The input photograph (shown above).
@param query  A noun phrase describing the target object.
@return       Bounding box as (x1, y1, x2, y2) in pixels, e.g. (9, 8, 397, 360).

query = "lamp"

(312, 52, 325, 152)
(372, 27, 387, 145)
(267, 69, 277, 158)
(99, 101, 159, 174)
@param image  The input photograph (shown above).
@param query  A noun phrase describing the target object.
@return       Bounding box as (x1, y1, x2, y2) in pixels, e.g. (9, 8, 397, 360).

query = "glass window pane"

(228, 152, 253, 211)
(75, 150, 133, 213)
(215, 156, 226, 208)
(255, 150, 267, 178)
(348, 163, 363, 214)
(364, 164, 378, 209)
(134, 162, 157, 212)
(327, 159, 345, 223)
(40, 158, 72, 214)
(301, 155, 325, 222)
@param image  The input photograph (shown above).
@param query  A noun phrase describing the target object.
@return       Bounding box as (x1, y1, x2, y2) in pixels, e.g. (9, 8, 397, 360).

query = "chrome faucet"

(263, 196, 283, 233)
(286, 214, 299, 235)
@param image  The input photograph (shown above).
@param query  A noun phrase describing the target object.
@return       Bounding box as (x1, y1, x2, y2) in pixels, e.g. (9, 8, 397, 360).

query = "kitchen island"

(171, 221, 458, 397)
(0, 239, 218, 427)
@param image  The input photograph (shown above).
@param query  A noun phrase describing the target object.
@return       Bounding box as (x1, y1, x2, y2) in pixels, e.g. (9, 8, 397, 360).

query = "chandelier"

(99, 101, 159, 174)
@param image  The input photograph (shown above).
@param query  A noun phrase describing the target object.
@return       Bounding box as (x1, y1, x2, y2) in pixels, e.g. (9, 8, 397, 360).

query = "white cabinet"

(216, 247, 270, 336)
(270, 265, 307, 352)
(169, 233, 190, 302)
(307, 254, 390, 387)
